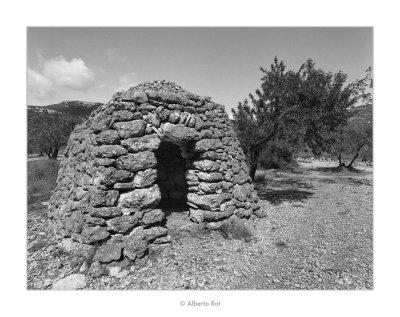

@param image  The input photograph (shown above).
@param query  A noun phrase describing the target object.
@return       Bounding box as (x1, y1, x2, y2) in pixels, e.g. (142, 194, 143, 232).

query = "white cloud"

(27, 68, 54, 101)
(27, 56, 95, 104)
(42, 56, 95, 90)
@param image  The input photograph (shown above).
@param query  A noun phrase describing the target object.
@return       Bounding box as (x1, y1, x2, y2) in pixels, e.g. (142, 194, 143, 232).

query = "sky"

(27, 27, 373, 114)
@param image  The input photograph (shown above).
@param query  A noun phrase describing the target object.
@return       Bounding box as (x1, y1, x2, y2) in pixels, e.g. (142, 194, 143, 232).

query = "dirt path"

(27, 159, 373, 290)
(27, 155, 63, 162)
(240, 164, 373, 289)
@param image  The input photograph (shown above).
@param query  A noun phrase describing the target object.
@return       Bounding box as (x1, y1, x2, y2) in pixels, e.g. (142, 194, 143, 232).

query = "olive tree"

(233, 57, 364, 180)
(28, 110, 80, 159)
(329, 67, 373, 167)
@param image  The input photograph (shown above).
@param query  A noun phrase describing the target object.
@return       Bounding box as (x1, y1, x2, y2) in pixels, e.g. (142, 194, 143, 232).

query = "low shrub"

(218, 217, 253, 242)
(254, 171, 267, 183)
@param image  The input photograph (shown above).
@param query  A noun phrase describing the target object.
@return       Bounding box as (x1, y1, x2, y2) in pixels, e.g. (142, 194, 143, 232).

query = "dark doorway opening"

(155, 141, 189, 217)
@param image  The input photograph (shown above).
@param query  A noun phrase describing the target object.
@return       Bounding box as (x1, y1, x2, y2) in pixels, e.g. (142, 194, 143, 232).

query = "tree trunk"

(248, 147, 260, 181)
(249, 161, 258, 181)
(338, 151, 342, 167)
(51, 147, 59, 159)
(347, 145, 364, 168)
(45, 146, 52, 159)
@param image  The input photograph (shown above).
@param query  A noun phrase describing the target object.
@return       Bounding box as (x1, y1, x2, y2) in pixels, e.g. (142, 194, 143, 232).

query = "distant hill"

(28, 100, 103, 120)
(27, 105, 57, 114)
(349, 103, 372, 124)
(43, 100, 103, 119)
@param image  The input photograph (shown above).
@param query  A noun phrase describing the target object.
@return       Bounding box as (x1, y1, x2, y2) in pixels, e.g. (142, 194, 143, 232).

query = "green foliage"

(258, 140, 296, 169)
(28, 110, 81, 158)
(329, 68, 373, 167)
(27, 159, 60, 204)
(333, 107, 372, 166)
(233, 57, 365, 179)
(360, 146, 373, 162)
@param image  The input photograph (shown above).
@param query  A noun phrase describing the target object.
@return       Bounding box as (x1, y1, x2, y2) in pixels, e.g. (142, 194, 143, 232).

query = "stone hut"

(49, 80, 263, 263)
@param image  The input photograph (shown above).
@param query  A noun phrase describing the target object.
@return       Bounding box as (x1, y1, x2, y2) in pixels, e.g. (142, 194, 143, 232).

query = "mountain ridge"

(28, 100, 103, 119)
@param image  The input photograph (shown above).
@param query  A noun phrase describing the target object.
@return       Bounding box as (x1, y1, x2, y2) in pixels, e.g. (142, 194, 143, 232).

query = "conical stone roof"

(49, 80, 263, 263)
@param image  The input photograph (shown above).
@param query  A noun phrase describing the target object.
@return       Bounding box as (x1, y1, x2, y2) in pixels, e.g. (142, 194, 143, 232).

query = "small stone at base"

(106, 266, 121, 277)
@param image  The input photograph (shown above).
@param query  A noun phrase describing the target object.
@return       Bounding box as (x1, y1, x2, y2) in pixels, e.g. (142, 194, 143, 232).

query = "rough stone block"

(90, 189, 119, 207)
(189, 209, 204, 223)
(232, 184, 252, 202)
(198, 151, 222, 161)
(86, 216, 106, 226)
(193, 159, 220, 172)
(93, 243, 122, 263)
(161, 122, 198, 143)
(96, 167, 131, 187)
(235, 208, 253, 218)
(106, 215, 139, 233)
(94, 158, 115, 167)
(94, 145, 127, 158)
(198, 182, 222, 194)
(143, 112, 160, 127)
(113, 182, 135, 191)
(194, 138, 223, 152)
(121, 134, 161, 153)
(187, 193, 221, 211)
(64, 211, 85, 234)
(197, 172, 223, 182)
(254, 208, 267, 218)
(204, 209, 234, 221)
(118, 185, 161, 211)
(91, 114, 112, 133)
(133, 169, 158, 188)
(141, 209, 165, 227)
(116, 151, 157, 172)
(138, 103, 157, 111)
(142, 226, 168, 241)
(52, 274, 87, 290)
(95, 130, 120, 145)
(121, 90, 148, 103)
(89, 207, 122, 218)
(123, 237, 148, 261)
(81, 225, 110, 244)
(113, 120, 146, 139)
(153, 235, 172, 244)
(113, 110, 134, 122)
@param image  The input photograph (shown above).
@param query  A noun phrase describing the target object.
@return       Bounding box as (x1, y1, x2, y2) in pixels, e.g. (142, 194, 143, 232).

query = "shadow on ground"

(255, 176, 314, 205)
(311, 166, 365, 174)
(346, 178, 372, 186)
(318, 177, 372, 186)
(266, 178, 314, 189)
(257, 188, 314, 204)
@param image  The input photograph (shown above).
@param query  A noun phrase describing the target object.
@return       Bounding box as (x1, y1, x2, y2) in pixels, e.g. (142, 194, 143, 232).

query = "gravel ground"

(27, 159, 373, 290)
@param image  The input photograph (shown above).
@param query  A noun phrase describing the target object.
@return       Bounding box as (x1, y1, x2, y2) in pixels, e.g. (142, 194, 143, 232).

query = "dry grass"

(27, 159, 60, 204)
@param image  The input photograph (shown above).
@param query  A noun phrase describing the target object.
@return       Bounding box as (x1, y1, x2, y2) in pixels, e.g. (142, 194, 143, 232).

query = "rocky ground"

(27, 158, 373, 290)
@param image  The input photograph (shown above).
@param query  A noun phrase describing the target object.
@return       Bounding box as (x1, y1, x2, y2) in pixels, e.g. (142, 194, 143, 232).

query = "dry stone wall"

(49, 80, 262, 263)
